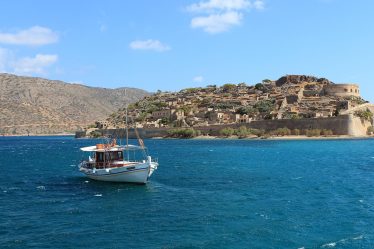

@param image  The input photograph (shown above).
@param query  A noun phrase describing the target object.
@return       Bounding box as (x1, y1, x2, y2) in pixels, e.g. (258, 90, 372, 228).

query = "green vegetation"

(135, 112, 148, 122)
(167, 128, 201, 138)
(347, 96, 368, 105)
(270, 127, 291, 136)
(236, 106, 257, 116)
(219, 127, 235, 137)
(217, 126, 334, 138)
(159, 117, 170, 125)
(367, 126, 374, 135)
(212, 102, 237, 110)
(354, 108, 373, 121)
(305, 129, 334, 137)
(184, 88, 201, 93)
(321, 129, 334, 136)
(218, 126, 262, 138)
(255, 83, 264, 91)
(90, 130, 102, 138)
(306, 129, 321, 137)
(222, 83, 236, 92)
(235, 126, 254, 138)
(179, 106, 192, 115)
(292, 129, 300, 136)
(254, 99, 275, 113)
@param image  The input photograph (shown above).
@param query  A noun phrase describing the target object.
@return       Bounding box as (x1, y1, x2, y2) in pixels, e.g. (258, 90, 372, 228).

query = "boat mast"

(125, 89, 130, 161)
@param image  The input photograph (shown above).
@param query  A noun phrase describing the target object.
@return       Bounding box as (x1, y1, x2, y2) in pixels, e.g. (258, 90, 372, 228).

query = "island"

(76, 75, 374, 139)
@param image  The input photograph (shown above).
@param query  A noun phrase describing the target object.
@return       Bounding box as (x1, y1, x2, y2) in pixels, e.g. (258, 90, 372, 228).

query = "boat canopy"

(80, 144, 145, 152)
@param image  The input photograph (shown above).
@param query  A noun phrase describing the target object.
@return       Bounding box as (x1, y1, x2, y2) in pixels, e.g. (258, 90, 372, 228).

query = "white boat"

(79, 90, 158, 183)
(79, 141, 158, 184)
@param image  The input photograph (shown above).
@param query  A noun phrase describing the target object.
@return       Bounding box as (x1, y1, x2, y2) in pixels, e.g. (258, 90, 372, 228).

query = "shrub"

(254, 99, 275, 113)
(167, 128, 200, 138)
(184, 88, 200, 93)
(255, 83, 264, 91)
(236, 106, 257, 116)
(252, 129, 265, 137)
(271, 127, 291, 136)
(321, 129, 333, 136)
(235, 126, 250, 138)
(90, 130, 102, 138)
(159, 117, 170, 125)
(220, 127, 235, 137)
(306, 129, 321, 137)
(367, 126, 374, 135)
(222, 84, 237, 92)
(292, 129, 300, 136)
(354, 109, 373, 121)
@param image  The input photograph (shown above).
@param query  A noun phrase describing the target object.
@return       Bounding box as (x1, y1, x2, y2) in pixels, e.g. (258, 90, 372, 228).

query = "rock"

(276, 75, 333, 87)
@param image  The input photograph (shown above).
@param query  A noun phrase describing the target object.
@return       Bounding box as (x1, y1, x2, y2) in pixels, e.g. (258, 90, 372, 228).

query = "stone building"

(151, 109, 185, 121)
(324, 84, 360, 97)
(95, 120, 110, 129)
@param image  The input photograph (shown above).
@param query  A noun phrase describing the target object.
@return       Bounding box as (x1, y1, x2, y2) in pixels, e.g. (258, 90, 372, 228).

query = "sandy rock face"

(0, 73, 149, 135)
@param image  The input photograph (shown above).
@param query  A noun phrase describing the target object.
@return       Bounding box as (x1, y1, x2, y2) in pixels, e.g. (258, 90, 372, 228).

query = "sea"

(0, 136, 373, 249)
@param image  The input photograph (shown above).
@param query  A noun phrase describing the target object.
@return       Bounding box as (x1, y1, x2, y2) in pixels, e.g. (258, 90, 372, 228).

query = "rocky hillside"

(0, 73, 149, 135)
(99, 75, 368, 130)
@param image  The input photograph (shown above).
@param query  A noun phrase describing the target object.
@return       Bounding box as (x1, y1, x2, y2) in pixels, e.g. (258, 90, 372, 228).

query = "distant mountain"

(0, 73, 149, 135)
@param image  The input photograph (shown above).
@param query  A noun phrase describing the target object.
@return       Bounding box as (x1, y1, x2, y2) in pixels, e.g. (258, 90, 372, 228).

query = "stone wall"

(324, 84, 360, 97)
(77, 115, 370, 138)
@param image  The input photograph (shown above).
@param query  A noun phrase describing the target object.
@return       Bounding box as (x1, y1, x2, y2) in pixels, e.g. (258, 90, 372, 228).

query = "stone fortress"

(324, 84, 360, 97)
(80, 75, 374, 138)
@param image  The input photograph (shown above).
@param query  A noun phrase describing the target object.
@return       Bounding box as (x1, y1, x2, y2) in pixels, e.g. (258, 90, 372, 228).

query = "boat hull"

(79, 162, 158, 184)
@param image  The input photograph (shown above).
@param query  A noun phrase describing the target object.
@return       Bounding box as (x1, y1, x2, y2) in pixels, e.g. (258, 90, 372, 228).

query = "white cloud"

(253, 0, 265, 10)
(0, 26, 58, 46)
(12, 54, 58, 75)
(0, 49, 58, 75)
(129, 39, 171, 52)
(193, 76, 204, 83)
(187, 0, 251, 12)
(187, 0, 265, 33)
(191, 11, 242, 33)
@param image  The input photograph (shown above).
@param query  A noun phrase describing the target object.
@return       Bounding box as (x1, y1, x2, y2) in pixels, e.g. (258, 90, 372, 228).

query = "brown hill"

(0, 73, 149, 135)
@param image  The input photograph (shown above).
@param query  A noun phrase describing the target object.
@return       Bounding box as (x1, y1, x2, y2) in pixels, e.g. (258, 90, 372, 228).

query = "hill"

(97, 75, 369, 131)
(0, 73, 149, 135)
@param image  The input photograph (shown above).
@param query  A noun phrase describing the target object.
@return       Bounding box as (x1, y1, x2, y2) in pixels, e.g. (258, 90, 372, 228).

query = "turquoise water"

(0, 137, 373, 248)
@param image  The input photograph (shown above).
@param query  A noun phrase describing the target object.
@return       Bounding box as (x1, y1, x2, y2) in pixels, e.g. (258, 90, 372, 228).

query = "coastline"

(2, 133, 372, 141)
(0, 133, 75, 137)
(162, 135, 374, 140)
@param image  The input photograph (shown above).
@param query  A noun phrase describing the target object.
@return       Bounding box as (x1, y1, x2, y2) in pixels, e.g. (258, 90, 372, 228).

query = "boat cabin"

(80, 144, 147, 169)
(95, 150, 123, 163)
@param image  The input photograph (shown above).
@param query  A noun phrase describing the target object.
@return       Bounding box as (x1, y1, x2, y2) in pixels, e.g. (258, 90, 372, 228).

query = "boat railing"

(81, 158, 152, 169)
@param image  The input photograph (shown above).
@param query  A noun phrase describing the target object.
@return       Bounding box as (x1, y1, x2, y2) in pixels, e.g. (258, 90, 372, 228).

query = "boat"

(78, 92, 158, 183)
(78, 139, 158, 183)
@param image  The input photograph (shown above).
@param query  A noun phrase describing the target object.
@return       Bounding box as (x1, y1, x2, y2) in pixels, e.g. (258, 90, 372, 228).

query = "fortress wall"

(76, 115, 370, 138)
(245, 115, 351, 135)
(324, 84, 360, 97)
(347, 115, 372, 136)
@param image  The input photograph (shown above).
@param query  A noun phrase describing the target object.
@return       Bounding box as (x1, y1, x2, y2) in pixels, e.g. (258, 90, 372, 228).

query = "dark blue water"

(0, 137, 373, 248)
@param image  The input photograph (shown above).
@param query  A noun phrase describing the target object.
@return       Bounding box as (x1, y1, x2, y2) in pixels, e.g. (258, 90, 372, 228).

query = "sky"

(0, 0, 373, 101)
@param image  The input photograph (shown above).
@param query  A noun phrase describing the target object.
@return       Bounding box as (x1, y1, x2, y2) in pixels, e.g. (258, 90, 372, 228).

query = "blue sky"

(0, 0, 373, 101)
